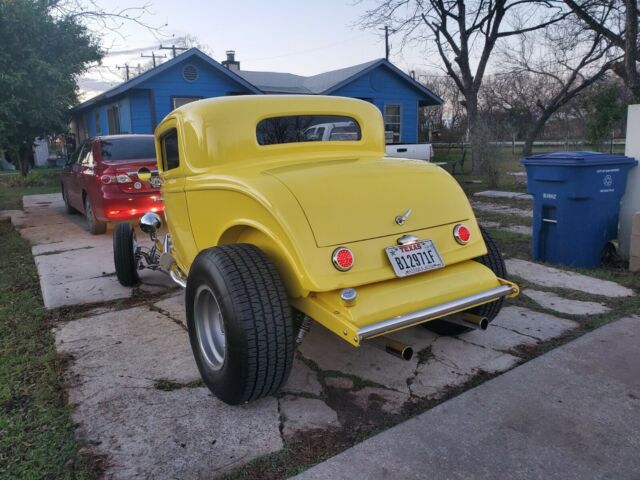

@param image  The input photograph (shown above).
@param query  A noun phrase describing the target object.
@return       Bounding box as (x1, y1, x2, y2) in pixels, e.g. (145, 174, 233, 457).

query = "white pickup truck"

(385, 143, 433, 161)
(303, 122, 433, 161)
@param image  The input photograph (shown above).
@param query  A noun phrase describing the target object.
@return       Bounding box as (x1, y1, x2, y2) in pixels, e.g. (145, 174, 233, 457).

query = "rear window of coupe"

(256, 115, 361, 145)
(99, 137, 156, 162)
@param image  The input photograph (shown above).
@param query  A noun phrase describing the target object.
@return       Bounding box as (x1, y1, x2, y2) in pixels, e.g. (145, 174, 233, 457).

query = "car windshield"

(100, 137, 156, 161)
(257, 115, 361, 145)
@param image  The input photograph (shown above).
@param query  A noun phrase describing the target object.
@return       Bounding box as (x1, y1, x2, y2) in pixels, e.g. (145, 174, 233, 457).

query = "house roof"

(71, 48, 262, 112)
(236, 59, 380, 94)
(236, 58, 442, 104)
(72, 49, 442, 113)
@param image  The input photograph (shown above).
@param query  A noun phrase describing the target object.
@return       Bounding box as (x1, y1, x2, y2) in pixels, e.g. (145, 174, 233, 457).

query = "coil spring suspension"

(296, 316, 312, 344)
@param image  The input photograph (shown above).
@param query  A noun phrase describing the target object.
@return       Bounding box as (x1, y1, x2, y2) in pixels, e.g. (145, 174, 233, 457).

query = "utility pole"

(141, 51, 167, 68)
(379, 26, 395, 61)
(116, 64, 131, 81)
(159, 44, 188, 59)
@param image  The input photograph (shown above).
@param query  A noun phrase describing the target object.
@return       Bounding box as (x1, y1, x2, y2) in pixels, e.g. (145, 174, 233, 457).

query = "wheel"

(84, 195, 107, 235)
(113, 223, 139, 286)
(425, 226, 506, 336)
(186, 244, 295, 405)
(61, 185, 77, 214)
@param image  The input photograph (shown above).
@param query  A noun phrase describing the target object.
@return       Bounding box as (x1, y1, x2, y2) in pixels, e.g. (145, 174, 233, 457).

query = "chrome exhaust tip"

(372, 336, 414, 361)
(441, 312, 489, 330)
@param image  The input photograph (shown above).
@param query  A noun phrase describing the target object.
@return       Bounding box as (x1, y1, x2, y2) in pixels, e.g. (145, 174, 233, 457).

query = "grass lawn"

(0, 168, 61, 211)
(0, 221, 95, 479)
(433, 144, 626, 195)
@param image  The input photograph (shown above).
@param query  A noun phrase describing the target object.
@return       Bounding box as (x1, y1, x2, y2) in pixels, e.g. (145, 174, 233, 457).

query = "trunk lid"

(101, 160, 160, 193)
(267, 158, 471, 247)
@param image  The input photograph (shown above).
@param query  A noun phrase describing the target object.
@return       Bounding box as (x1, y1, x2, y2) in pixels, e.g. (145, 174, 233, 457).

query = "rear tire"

(424, 226, 506, 336)
(84, 196, 107, 235)
(113, 223, 139, 286)
(61, 185, 77, 214)
(186, 244, 295, 405)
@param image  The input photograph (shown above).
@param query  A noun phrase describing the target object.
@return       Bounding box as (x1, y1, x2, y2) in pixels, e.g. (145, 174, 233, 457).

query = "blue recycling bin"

(521, 151, 637, 268)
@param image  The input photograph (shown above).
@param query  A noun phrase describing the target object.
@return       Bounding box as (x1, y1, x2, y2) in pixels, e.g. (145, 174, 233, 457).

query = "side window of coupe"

(161, 130, 180, 171)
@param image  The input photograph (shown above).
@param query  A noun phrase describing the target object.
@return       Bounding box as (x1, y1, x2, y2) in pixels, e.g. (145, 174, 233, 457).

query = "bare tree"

(359, 0, 567, 174)
(416, 72, 467, 142)
(498, 20, 617, 155)
(175, 35, 214, 56)
(564, 0, 640, 100)
(49, 0, 167, 40)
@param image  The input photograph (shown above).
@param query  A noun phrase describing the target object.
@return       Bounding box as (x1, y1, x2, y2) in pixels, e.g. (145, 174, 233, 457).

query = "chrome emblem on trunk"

(395, 208, 412, 226)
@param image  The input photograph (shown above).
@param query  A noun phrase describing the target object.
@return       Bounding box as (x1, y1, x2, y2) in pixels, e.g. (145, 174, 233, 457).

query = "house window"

(107, 105, 121, 134)
(161, 129, 180, 171)
(80, 114, 88, 141)
(172, 97, 201, 110)
(383, 104, 402, 143)
(95, 112, 101, 134)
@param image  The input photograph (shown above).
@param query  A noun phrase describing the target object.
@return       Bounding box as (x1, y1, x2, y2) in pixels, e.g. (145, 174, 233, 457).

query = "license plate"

(385, 239, 445, 277)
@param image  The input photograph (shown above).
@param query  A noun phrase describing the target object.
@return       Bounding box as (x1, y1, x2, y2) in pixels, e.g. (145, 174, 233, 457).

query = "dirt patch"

(154, 379, 204, 391)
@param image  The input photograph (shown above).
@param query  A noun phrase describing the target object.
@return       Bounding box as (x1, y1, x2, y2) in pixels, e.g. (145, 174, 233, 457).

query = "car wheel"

(113, 223, 139, 286)
(61, 185, 77, 214)
(425, 226, 506, 336)
(186, 244, 295, 405)
(84, 195, 107, 235)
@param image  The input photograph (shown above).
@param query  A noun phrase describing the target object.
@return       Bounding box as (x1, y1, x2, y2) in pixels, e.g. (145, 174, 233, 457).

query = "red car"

(61, 134, 163, 234)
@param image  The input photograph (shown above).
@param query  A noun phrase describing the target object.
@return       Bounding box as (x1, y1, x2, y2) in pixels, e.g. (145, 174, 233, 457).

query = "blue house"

(71, 48, 442, 144)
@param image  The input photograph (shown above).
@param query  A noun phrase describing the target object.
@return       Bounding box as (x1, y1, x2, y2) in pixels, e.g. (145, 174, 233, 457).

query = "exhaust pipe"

(169, 265, 187, 288)
(441, 312, 489, 331)
(372, 336, 414, 361)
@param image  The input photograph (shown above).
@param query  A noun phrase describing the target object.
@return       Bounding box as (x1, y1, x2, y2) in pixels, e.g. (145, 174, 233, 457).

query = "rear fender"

(186, 188, 315, 297)
(218, 223, 308, 298)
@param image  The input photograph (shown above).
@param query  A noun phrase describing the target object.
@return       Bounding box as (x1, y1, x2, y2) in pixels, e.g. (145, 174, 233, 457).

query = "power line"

(159, 44, 188, 58)
(141, 52, 167, 68)
(116, 64, 132, 81)
(379, 26, 396, 61)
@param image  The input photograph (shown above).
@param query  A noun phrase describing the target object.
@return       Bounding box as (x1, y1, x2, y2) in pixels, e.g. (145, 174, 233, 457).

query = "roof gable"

(72, 48, 261, 112)
(321, 59, 442, 104)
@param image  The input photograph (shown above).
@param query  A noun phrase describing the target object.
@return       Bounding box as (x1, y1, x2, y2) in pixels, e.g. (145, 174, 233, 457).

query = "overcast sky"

(78, 0, 435, 99)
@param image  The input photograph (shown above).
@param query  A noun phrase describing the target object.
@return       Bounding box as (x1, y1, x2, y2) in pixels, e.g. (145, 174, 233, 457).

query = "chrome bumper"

(357, 284, 517, 340)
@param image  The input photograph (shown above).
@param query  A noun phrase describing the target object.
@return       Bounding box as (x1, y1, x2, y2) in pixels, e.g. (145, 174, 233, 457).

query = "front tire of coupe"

(425, 226, 507, 336)
(186, 244, 295, 405)
(113, 223, 139, 287)
(84, 196, 107, 235)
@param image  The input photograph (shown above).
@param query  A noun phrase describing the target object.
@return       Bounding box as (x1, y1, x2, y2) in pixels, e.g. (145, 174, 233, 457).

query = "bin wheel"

(113, 223, 140, 286)
(186, 244, 295, 405)
(424, 226, 506, 336)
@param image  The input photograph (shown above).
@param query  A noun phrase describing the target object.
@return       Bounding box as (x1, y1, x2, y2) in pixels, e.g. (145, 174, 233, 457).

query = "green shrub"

(4, 170, 48, 187)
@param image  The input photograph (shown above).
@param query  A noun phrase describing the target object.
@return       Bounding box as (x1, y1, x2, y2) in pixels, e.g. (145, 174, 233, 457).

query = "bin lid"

(521, 151, 637, 167)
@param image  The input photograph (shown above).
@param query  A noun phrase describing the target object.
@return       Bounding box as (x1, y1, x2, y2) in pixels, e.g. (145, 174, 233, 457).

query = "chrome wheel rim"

(194, 285, 226, 370)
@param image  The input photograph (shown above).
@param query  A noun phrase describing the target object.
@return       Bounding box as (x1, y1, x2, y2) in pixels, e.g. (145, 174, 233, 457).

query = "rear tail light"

(453, 224, 471, 244)
(100, 174, 133, 185)
(332, 247, 354, 271)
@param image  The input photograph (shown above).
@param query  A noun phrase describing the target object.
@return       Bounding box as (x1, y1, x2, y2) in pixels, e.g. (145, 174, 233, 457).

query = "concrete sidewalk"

(297, 316, 640, 480)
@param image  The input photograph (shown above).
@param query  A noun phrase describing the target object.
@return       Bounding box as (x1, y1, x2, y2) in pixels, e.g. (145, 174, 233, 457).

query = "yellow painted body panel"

(154, 95, 518, 345)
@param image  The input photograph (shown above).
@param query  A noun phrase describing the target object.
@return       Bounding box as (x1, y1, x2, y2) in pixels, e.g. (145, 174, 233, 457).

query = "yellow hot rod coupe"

(113, 95, 519, 405)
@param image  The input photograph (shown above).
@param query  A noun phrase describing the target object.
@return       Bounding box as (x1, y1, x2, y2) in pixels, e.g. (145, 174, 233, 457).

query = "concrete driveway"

(8, 193, 173, 308)
(3, 193, 634, 479)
